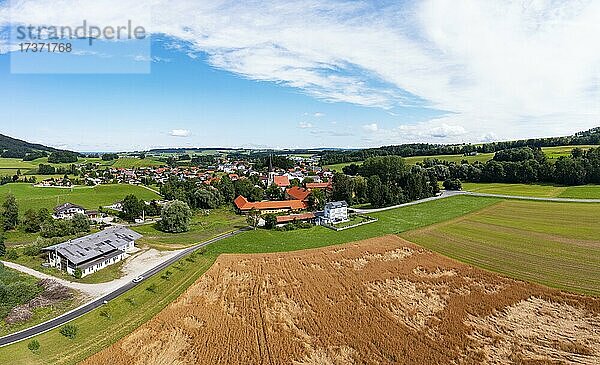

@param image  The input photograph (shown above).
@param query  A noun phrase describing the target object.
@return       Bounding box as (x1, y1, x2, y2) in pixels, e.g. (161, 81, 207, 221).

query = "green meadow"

(0, 183, 161, 214)
(401, 200, 600, 296)
(132, 208, 247, 250)
(462, 182, 600, 199)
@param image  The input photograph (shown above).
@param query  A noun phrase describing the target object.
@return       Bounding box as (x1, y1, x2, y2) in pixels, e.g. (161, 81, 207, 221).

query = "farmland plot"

(83, 235, 600, 365)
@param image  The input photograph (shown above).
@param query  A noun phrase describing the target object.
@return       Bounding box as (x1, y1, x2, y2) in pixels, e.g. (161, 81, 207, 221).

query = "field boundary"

(463, 191, 600, 203)
(321, 216, 378, 231)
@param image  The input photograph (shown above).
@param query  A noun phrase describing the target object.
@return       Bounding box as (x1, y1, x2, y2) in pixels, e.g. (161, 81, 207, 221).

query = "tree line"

(422, 146, 600, 186)
(320, 126, 600, 165)
(332, 156, 438, 208)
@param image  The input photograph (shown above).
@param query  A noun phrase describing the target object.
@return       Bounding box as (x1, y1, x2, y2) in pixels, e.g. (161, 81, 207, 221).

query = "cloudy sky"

(0, 0, 599, 151)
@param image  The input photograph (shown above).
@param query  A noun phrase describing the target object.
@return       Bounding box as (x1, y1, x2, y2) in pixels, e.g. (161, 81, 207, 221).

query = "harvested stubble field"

(83, 235, 600, 365)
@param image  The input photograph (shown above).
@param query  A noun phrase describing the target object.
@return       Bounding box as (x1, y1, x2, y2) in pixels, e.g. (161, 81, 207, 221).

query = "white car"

(132, 276, 144, 283)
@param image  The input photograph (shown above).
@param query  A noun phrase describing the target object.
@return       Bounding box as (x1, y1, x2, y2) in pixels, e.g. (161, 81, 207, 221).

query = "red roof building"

(286, 186, 311, 202)
(306, 182, 332, 190)
(276, 213, 316, 224)
(273, 175, 290, 187)
(234, 195, 306, 214)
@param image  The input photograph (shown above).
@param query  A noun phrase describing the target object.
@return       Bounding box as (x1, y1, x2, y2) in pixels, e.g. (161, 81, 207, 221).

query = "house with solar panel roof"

(42, 226, 141, 277)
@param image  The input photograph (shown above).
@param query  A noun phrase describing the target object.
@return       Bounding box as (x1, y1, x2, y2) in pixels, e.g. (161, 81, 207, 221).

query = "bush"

(60, 324, 78, 339)
(263, 214, 277, 229)
(146, 284, 157, 293)
(27, 339, 40, 352)
(5, 249, 18, 260)
(73, 268, 82, 279)
(23, 243, 42, 257)
(443, 178, 462, 191)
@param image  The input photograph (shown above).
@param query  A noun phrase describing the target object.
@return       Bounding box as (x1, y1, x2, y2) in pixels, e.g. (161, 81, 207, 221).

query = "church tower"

(268, 153, 275, 186)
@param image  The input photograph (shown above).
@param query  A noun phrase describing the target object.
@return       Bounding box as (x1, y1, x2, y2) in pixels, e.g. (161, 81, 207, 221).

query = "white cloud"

(169, 129, 191, 137)
(427, 123, 466, 138)
(480, 132, 498, 143)
(362, 123, 379, 132)
(313, 112, 325, 117)
(2, 0, 600, 142)
(360, 119, 469, 145)
(298, 121, 314, 129)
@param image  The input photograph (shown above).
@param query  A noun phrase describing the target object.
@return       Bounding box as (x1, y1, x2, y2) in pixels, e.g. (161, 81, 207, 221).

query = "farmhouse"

(53, 203, 85, 219)
(306, 182, 332, 190)
(322, 201, 349, 224)
(285, 186, 311, 204)
(234, 195, 305, 214)
(42, 226, 141, 277)
(53, 202, 99, 220)
(276, 212, 316, 226)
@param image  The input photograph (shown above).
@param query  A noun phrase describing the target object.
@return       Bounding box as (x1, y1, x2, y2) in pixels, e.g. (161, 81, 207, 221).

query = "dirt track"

(83, 235, 600, 365)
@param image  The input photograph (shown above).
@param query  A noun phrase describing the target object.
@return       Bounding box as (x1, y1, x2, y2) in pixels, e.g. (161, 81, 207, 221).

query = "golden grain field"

(83, 235, 600, 365)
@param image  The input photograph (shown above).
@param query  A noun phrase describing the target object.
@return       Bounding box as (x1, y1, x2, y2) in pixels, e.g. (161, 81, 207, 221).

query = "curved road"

(0, 228, 248, 347)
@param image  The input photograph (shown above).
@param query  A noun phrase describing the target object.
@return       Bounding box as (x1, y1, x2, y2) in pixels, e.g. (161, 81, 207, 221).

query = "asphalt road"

(350, 190, 464, 213)
(0, 228, 248, 348)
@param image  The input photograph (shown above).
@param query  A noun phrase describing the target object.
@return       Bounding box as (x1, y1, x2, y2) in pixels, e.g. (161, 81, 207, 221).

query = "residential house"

(42, 226, 141, 277)
(306, 182, 333, 190)
(273, 175, 290, 189)
(322, 201, 349, 224)
(53, 203, 86, 219)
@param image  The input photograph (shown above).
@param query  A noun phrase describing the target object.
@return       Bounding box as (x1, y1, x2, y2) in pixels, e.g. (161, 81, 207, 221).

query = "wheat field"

(83, 235, 600, 365)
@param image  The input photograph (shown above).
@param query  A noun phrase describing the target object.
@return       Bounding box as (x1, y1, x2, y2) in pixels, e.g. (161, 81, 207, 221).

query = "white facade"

(53, 205, 85, 219)
(46, 240, 134, 277)
(323, 201, 349, 224)
(43, 227, 140, 277)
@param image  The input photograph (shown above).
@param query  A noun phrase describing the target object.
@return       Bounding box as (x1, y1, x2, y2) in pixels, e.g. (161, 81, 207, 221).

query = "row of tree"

(321, 127, 600, 165)
(37, 164, 78, 175)
(1, 196, 92, 238)
(423, 146, 600, 186)
(333, 156, 438, 208)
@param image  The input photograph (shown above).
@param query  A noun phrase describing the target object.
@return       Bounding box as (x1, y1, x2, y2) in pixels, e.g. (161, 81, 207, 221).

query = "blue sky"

(1, 1, 599, 152)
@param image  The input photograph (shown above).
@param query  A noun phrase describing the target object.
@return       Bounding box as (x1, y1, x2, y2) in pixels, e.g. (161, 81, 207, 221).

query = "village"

(23, 154, 361, 279)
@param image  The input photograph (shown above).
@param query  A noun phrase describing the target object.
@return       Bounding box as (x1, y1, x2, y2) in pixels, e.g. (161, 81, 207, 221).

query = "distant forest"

(0, 133, 75, 159)
(320, 127, 600, 165)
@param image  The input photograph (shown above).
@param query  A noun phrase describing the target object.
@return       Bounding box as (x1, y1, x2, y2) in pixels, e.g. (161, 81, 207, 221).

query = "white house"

(53, 203, 86, 219)
(323, 201, 349, 224)
(42, 227, 141, 277)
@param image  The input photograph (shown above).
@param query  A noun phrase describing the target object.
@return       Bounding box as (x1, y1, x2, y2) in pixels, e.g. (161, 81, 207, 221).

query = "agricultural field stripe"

(463, 191, 600, 203)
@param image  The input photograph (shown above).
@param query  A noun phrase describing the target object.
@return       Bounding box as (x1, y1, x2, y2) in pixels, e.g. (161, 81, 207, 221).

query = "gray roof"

(325, 201, 348, 209)
(54, 202, 85, 214)
(43, 227, 142, 265)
